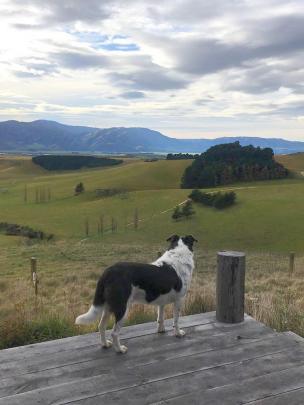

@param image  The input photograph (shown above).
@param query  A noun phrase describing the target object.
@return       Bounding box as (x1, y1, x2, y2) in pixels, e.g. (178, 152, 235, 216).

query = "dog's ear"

(184, 235, 198, 243)
(166, 234, 180, 242)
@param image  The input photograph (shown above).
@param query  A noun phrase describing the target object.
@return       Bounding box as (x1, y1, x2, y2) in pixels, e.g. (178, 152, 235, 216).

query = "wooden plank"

(249, 387, 304, 404)
(152, 364, 304, 405)
(0, 312, 216, 364)
(0, 317, 268, 379)
(0, 323, 278, 397)
(0, 333, 301, 405)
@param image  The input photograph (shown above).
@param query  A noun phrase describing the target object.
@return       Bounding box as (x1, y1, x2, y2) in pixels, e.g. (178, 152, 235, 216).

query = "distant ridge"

(0, 119, 304, 154)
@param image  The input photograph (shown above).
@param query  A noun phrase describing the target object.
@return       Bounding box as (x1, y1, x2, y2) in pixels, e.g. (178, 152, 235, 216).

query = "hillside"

(0, 154, 303, 252)
(275, 153, 304, 174)
(1, 120, 304, 154)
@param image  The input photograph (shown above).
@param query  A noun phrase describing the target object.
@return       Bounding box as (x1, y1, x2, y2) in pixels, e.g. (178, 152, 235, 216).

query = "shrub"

(181, 200, 195, 218)
(172, 206, 183, 221)
(75, 182, 84, 195)
(188, 189, 236, 209)
(213, 191, 236, 209)
(172, 201, 195, 220)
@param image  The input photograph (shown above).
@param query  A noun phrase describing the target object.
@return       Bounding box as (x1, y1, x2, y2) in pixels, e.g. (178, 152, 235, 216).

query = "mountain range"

(0, 120, 304, 154)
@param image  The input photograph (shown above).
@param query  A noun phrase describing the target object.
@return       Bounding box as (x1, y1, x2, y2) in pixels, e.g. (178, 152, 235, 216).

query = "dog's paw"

(175, 329, 186, 338)
(116, 345, 128, 354)
(102, 339, 113, 349)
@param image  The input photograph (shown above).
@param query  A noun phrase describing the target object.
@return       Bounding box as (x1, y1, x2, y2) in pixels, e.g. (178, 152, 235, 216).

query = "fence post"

(85, 218, 89, 237)
(30, 257, 38, 296)
(216, 251, 245, 323)
(289, 252, 295, 275)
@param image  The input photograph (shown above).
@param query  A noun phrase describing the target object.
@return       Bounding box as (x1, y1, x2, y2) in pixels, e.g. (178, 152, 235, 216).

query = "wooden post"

(99, 215, 104, 235)
(85, 218, 89, 237)
(30, 257, 38, 296)
(216, 251, 245, 323)
(30, 257, 37, 277)
(134, 208, 139, 230)
(24, 185, 27, 203)
(289, 252, 295, 275)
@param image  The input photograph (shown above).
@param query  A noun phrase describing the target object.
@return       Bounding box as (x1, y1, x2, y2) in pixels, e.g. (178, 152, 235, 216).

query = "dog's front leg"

(157, 305, 165, 333)
(173, 299, 185, 337)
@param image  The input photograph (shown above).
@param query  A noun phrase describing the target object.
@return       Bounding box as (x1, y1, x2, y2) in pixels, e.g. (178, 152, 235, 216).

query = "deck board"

(0, 311, 303, 405)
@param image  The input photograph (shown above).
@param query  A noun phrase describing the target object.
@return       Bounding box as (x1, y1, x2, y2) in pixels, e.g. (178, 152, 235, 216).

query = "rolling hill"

(1, 119, 304, 154)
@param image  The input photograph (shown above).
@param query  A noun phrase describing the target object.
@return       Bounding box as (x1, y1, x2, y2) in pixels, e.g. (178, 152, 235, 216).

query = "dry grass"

(0, 244, 304, 349)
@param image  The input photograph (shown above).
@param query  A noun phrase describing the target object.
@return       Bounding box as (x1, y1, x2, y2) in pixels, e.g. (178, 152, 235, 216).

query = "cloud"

(110, 68, 188, 91)
(51, 51, 108, 70)
(119, 91, 146, 99)
(1, 0, 304, 139)
(11, 0, 114, 26)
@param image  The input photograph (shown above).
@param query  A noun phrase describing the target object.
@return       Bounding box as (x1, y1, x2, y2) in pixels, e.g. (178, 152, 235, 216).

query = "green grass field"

(1, 154, 304, 251)
(1, 153, 304, 348)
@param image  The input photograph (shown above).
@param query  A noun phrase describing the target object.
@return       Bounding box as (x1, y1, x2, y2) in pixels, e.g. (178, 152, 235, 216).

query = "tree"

(75, 182, 85, 195)
(181, 142, 288, 188)
(181, 200, 195, 219)
(172, 206, 182, 221)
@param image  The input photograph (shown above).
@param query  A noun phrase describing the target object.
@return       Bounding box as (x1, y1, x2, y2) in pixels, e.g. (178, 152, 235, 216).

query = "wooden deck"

(1, 312, 304, 404)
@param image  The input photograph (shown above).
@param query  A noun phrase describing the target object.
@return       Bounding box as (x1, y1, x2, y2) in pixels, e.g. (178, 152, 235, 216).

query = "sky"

(0, 0, 304, 140)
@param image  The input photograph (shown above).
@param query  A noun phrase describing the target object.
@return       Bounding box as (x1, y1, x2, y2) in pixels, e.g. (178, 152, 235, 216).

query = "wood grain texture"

(0, 311, 303, 405)
(216, 251, 245, 323)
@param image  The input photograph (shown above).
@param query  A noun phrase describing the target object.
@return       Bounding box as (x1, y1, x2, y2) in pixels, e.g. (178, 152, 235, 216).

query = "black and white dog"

(75, 234, 197, 353)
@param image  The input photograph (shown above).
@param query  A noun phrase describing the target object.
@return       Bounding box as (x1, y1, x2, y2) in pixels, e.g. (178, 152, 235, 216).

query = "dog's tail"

(75, 305, 103, 325)
(75, 275, 106, 325)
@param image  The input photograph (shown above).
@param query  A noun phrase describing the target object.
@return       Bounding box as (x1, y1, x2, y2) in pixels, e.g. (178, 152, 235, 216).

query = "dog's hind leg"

(173, 299, 185, 337)
(98, 307, 112, 349)
(157, 305, 165, 333)
(111, 306, 129, 354)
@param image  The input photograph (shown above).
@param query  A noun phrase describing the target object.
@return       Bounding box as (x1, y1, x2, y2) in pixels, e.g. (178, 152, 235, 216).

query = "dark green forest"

(32, 155, 123, 171)
(181, 142, 289, 188)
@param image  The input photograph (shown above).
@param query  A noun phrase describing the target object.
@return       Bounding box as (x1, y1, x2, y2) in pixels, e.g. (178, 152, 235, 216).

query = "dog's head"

(181, 235, 198, 251)
(166, 234, 180, 250)
(166, 234, 198, 251)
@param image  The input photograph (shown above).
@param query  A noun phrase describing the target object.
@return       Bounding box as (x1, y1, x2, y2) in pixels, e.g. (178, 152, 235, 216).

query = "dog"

(75, 234, 197, 353)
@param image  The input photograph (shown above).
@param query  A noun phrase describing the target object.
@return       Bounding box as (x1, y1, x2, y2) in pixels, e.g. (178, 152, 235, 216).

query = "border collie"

(75, 234, 197, 353)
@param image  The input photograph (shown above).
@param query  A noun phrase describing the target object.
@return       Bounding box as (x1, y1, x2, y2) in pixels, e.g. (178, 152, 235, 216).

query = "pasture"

(0, 153, 304, 348)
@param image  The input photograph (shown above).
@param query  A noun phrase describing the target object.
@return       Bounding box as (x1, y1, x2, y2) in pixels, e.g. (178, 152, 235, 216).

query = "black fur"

(167, 234, 180, 250)
(181, 235, 198, 252)
(93, 262, 182, 322)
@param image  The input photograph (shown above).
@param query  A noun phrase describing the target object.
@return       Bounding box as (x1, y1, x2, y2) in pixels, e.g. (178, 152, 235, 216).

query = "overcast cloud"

(0, 0, 303, 139)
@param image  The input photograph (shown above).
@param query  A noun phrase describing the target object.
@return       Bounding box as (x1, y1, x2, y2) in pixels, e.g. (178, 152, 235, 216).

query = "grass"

(276, 152, 304, 174)
(1, 246, 303, 349)
(1, 154, 304, 348)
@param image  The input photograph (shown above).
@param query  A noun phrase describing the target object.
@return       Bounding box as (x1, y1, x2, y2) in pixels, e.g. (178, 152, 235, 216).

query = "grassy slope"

(1, 156, 304, 251)
(276, 152, 304, 173)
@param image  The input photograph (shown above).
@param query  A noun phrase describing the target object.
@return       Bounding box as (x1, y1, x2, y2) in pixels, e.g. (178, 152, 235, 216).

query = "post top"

(218, 251, 245, 257)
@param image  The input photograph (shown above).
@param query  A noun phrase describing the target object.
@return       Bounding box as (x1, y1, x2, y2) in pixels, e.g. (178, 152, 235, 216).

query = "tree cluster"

(181, 142, 289, 188)
(172, 200, 195, 220)
(167, 153, 199, 160)
(189, 189, 236, 209)
(32, 155, 123, 171)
